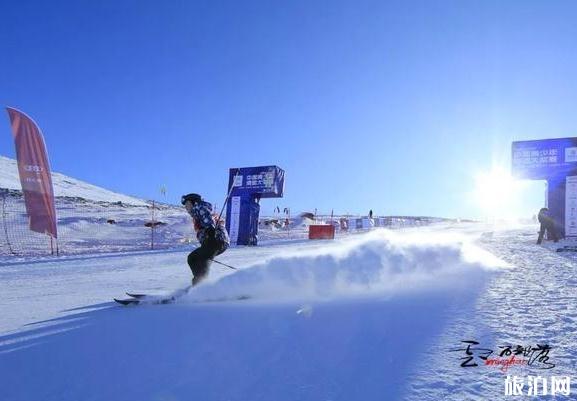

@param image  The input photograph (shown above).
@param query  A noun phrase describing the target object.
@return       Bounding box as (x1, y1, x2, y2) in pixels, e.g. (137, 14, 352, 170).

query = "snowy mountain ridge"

(0, 155, 149, 206)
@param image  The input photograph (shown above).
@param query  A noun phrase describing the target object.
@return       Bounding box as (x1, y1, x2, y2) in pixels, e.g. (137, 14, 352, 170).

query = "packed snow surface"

(1, 222, 576, 401)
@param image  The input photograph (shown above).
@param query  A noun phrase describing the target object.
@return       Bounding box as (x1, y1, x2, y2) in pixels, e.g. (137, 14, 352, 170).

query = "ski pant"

(537, 222, 559, 244)
(187, 239, 227, 286)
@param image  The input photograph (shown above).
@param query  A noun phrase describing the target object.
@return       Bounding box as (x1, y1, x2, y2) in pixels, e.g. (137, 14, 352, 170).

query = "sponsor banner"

(565, 176, 577, 236)
(512, 138, 577, 180)
(228, 196, 241, 244)
(227, 166, 284, 198)
(225, 166, 285, 246)
(6, 107, 57, 238)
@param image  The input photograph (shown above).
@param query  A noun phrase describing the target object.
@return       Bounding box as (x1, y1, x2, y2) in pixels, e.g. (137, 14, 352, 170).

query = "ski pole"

(210, 169, 241, 272)
(210, 259, 237, 270)
(215, 168, 241, 223)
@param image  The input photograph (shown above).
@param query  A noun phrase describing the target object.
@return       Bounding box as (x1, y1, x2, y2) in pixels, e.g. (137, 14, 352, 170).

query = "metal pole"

(151, 200, 155, 250)
(216, 168, 241, 223)
(210, 258, 237, 270)
(1, 190, 15, 255)
(287, 208, 291, 239)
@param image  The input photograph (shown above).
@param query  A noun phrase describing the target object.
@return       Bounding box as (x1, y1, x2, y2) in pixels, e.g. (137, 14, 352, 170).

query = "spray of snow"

(186, 229, 508, 303)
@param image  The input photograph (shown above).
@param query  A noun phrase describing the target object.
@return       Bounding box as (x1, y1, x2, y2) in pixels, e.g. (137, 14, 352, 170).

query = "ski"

(125, 292, 147, 299)
(114, 295, 179, 305)
(556, 246, 577, 252)
(114, 293, 252, 306)
(114, 298, 143, 305)
(115, 286, 193, 306)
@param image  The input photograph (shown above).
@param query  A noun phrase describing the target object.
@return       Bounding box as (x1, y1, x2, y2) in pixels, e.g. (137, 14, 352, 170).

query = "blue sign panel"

(227, 166, 284, 198)
(512, 138, 577, 179)
(226, 165, 285, 246)
(511, 137, 577, 238)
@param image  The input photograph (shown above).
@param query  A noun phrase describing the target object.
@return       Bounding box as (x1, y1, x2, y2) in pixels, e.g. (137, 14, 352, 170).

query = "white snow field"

(2, 222, 575, 401)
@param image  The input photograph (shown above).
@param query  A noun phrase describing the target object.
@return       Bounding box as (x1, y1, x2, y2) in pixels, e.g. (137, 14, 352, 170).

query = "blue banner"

(227, 166, 284, 198)
(512, 138, 577, 179)
(511, 137, 577, 238)
(226, 166, 285, 246)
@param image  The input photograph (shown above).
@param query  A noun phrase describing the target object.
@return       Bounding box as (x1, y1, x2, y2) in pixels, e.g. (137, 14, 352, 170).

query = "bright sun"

(472, 166, 528, 220)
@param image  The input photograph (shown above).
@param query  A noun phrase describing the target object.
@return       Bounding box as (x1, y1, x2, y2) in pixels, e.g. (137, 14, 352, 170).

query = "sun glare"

(472, 166, 531, 220)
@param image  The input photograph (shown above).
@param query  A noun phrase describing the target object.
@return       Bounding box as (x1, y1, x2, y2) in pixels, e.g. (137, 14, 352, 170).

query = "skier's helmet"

(181, 193, 202, 205)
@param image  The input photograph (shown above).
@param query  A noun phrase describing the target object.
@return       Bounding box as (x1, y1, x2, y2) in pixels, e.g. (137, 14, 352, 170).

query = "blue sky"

(1, 0, 576, 218)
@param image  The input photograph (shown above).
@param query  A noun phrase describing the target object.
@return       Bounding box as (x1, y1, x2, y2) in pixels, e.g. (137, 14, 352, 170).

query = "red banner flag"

(6, 107, 58, 238)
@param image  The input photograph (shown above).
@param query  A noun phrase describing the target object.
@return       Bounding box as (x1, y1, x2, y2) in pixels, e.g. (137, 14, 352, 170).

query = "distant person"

(182, 193, 230, 286)
(369, 209, 373, 219)
(537, 207, 559, 244)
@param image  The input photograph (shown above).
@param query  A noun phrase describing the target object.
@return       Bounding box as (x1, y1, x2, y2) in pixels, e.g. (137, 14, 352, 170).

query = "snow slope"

(2, 224, 554, 401)
(0, 155, 149, 206)
(0, 155, 197, 257)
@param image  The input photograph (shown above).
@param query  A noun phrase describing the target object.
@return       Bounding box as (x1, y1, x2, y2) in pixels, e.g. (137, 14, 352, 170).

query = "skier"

(537, 207, 559, 244)
(182, 193, 230, 286)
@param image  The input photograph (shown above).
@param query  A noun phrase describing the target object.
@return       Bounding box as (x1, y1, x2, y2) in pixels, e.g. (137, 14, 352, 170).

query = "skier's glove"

(206, 226, 216, 240)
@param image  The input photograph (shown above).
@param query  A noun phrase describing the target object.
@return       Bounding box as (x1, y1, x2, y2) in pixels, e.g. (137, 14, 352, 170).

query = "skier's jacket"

(187, 200, 230, 252)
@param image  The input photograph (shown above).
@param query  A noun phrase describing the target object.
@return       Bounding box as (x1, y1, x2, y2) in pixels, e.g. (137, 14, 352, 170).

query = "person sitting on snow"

(181, 193, 230, 286)
(537, 207, 559, 245)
